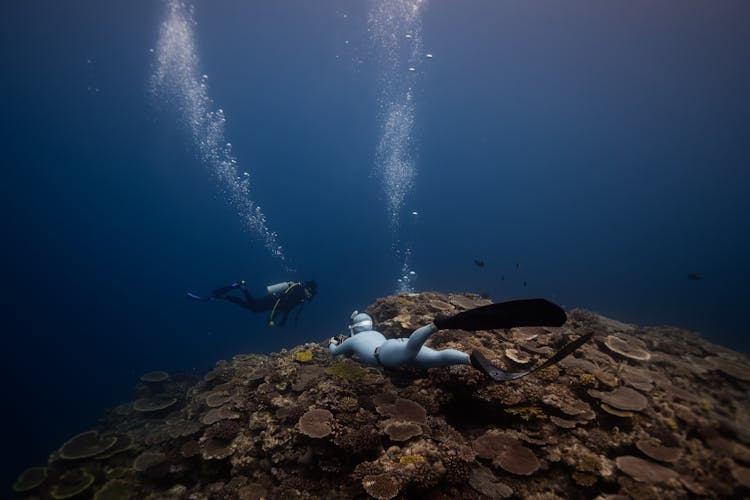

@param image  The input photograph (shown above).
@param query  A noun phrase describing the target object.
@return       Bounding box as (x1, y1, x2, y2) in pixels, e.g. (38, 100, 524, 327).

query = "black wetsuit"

(190, 281, 315, 327)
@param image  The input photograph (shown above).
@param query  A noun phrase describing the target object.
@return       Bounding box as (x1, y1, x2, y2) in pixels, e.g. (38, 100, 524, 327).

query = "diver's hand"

(330, 334, 347, 346)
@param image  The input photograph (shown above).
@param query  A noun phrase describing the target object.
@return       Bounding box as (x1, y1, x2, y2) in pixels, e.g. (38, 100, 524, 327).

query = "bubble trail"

(149, 0, 287, 266)
(369, 0, 427, 292)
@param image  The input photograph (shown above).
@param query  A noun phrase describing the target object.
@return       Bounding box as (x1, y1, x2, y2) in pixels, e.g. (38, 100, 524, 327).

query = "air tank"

(266, 281, 295, 295)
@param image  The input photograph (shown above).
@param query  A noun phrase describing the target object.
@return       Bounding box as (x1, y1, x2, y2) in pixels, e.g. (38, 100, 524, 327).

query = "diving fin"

(434, 298, 566, 332)
(470, 350, 529, 381)
(186, 292, 211, 301)
(470, 331, 593, 382)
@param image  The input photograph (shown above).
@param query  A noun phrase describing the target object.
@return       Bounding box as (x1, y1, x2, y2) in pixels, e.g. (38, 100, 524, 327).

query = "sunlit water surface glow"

(149, 0, 288, 266)
(368, 0, 427, 293)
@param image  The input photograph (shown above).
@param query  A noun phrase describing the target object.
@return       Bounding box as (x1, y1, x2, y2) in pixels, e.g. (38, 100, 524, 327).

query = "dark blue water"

(2, 0, 749, 489)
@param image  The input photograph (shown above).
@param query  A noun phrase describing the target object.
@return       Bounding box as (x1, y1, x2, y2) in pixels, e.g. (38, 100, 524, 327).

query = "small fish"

(515, 262, 520, 269)
(688, 273, 703, 281)
(523, 281, 527, 287)
(474, 259, 485, 268)
(480, 291, 490, 299)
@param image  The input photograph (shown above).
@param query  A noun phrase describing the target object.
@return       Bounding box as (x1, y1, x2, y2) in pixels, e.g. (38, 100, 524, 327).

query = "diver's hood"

(349, 311, 373, 334)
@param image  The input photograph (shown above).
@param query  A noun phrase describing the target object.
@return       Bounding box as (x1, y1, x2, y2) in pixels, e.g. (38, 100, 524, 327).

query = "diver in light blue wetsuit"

(329, 311, 470, 369)
(330, 301, 594, 381)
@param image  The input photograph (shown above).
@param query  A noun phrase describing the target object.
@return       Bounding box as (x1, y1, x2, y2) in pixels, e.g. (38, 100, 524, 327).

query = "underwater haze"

(2, 0, 749, 489)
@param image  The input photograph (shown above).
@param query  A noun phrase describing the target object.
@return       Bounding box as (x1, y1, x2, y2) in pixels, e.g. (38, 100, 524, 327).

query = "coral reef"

(12, 292, 750, 499)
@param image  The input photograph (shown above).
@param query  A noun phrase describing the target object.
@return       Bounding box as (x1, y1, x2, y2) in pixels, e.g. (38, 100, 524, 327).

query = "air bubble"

(149, 0, 287, 265)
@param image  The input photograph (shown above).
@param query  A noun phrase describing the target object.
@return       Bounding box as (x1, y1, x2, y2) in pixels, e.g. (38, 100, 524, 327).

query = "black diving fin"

(470, 331, 594, 382)
(434, 298, 566, 332)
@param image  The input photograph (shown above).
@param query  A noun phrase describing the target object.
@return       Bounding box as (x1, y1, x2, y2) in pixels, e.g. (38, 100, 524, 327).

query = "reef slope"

(13, 292, 750, 499)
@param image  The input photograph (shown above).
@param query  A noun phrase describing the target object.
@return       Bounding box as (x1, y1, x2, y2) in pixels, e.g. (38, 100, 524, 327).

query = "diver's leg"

(223, 295, 248, 308)
(249, 295, 275, 313)
(212, 283, 240, 298)
(377, 324, 440, 368)
(241, 289, 256, 309)
(414, 348, 470, 369)
(278, 309, 290, 326)
(405, 324, 438, 357)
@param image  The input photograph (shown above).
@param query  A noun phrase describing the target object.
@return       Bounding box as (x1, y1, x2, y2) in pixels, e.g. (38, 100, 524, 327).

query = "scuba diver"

(187, 280, 317, 327)
(329, 298, 592, 381)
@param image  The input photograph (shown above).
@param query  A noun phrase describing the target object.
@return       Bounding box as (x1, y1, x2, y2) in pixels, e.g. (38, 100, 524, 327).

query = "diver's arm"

(329, 336, 355, 356)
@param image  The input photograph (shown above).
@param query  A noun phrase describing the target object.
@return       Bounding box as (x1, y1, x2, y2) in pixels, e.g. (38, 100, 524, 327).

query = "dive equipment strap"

(373, 346, 384, 367)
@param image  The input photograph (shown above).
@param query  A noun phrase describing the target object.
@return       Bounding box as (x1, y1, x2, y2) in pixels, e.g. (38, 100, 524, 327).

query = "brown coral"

(12, 466, 47, 493)
(133, 394, 177, 413)
(93, 433, 132, 459)
(473, 430, 540, 475)
(201, 404, 240, 425)
(635, 439, 683, 463)
(732, 464, 750, 488)
(550, 415, 577, 429)
(49, 469, 95, 500)
(205, 391, 233, 408)
(706, 356, 750, 382)
(469, 465, 513, 498)
(133, 451, 167, 472)
(383, 420, 422, 441)
(615, 455, 679, 483)
(201, 437, 235, 460)
(603, 335, 651, 361)
(298, 408, 334, 438)
(93, 479, 138, 500)
(362, 473, 400, 500)
(180, 439, 200, 458)
(166, 419, 201, 439)
(375, 398, 427, 424)
(588, 386, 648, 412)
(620, 366, 655, 392)
(59, 430, 117, 460)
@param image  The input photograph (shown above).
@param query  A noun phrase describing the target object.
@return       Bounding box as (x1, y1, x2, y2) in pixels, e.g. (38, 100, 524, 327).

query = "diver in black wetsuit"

(187, 280, 317, 327)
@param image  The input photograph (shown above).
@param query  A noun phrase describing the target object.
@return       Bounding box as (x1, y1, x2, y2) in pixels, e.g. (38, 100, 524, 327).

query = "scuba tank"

(266, 281, 296, 296)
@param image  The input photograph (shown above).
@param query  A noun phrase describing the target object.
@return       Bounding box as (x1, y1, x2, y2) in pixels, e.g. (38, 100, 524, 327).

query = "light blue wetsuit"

(329, 312, 470, 370)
